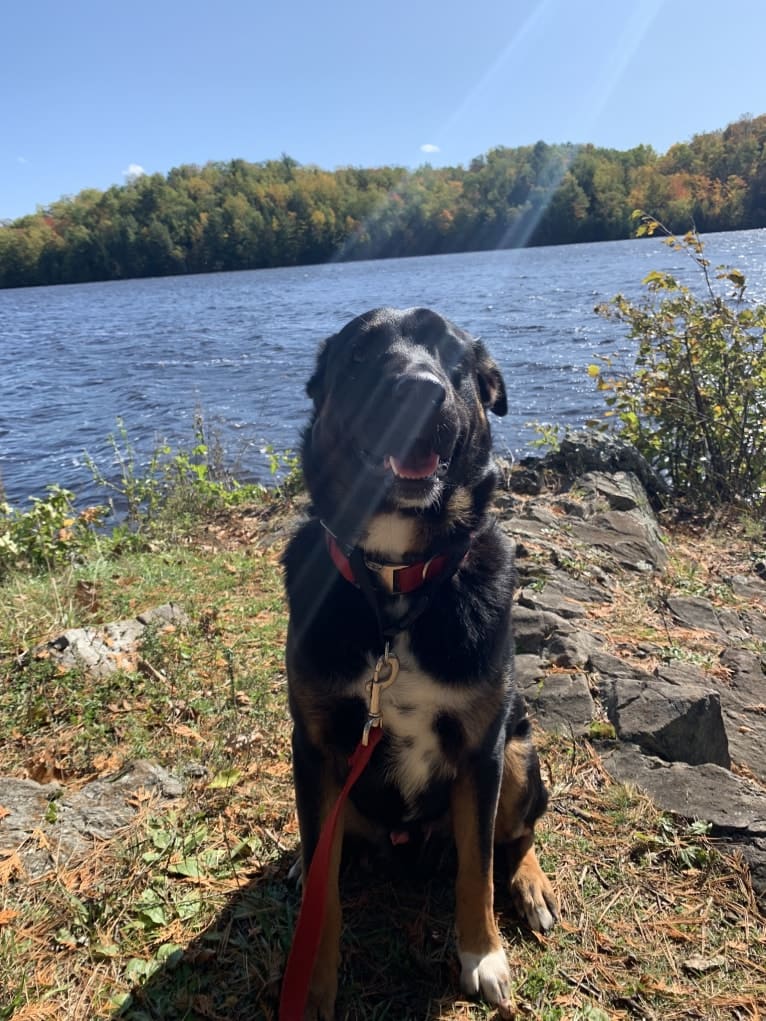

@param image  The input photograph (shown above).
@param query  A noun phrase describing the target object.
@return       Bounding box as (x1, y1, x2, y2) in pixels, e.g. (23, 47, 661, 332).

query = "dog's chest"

(353, 643, 464, 811)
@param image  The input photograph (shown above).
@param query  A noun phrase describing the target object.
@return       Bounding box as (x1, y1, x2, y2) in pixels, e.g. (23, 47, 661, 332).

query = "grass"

(1, 494, 765, 1020)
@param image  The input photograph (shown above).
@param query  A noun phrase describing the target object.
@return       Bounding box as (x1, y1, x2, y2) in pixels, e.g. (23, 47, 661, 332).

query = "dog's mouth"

(384, 447, 441, 480)
(359, 438, 447, 483)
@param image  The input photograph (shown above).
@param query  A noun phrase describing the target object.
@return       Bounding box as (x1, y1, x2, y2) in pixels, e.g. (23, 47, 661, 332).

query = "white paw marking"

(458, 947, 511, 1004)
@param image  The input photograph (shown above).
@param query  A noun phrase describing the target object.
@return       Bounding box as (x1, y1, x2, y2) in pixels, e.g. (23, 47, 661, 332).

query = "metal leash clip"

(362, 642, 400, 746)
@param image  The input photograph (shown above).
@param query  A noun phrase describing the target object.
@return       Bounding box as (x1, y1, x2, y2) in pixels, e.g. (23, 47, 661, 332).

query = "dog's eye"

(351, 345, 365, 364)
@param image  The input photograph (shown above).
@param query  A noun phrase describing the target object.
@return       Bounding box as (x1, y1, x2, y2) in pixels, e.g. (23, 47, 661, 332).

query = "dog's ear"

(306, 339, 329, 405)
(474, 340, 508, 416)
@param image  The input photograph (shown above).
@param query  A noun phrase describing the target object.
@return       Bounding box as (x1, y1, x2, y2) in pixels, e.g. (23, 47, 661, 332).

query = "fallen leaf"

(0, 851, 25, 884)
(170, 723, 206, 743)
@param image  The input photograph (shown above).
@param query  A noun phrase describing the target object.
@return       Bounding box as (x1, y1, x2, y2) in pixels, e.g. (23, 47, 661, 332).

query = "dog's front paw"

(459, 947, 512, 1007)
(510, 861, 558, 933)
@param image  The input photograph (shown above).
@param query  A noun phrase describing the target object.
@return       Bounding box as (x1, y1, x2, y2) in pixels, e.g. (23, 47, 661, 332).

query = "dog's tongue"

(386, 450, 440, 480)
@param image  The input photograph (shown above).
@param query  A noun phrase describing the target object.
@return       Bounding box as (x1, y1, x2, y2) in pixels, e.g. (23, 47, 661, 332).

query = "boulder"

(545, 629, 600, 670)
(601, 674, 731, 768)
(712, 649, 766, 783)
(519, 671, 595, 737)
(563, 507, 667, 571)
(504, 469, 668, 572)
(24, 602, 189, 678)
(600, 745, 766, 838)
(511, 604, 571, 656)
(518, 571, 611, 620)
(728, 573, 766, 601)
(665, 595, 725, 636)
(542, 429, 669, 505)
(0, 761, 183, 879)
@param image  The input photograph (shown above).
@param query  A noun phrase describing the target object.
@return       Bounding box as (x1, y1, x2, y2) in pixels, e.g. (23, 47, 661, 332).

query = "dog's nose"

(393, 373, 446, 410)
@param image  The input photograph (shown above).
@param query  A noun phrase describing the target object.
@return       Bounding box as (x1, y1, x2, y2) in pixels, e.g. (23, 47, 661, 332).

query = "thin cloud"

(420, 143, 440, 154)
(17, 156, 28, 164)
(122, 163, 146, 181)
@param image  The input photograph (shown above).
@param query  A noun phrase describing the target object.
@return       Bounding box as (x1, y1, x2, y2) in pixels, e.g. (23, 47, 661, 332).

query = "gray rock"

(0, 761, 182, 879)
(519, 586, 588, 620)
(506, 461, 544, 495)
(602, 674, 730, 768)
(578, 470, 652, 513)
(712, 648, 766, 783)
(566, 509, 667, 571)
(519, 572, 611, 620)
(138, 603, 189, 627)
(665, 595, 724, 635)
(506, 468, 667, 571)
(718, 648, 765, 703)
(739, 607, 766, 642)
(600, 745, 766, 837)
(728, 573, 766, 601)
(513, 654, 546, 689)
(589, 649, 652, 681)
(500, 451, 766, 901)
(655, 661, 711, 687)
(513, 599, 600, 669)
(47, 622, 145, 674)
(545, 629, 600, 670)
(544, 430, 669, 503)
(519, 671, 595, 736)
(715, 608, 751, 642)
(503, 514, 560, 546)
(512, 604, 571, 656)
(28, 603, 189, 678)
(735, 839, 766, 906)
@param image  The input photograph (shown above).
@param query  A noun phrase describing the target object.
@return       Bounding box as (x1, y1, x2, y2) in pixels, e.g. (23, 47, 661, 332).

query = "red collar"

(325, 530, 454, 595)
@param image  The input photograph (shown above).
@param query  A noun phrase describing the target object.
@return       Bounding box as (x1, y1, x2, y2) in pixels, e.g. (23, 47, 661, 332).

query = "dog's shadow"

(114, 838, 532, 1021)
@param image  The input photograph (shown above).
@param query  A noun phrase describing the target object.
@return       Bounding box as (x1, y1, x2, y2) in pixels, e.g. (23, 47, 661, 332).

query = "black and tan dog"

(282, 307, 557, 1018)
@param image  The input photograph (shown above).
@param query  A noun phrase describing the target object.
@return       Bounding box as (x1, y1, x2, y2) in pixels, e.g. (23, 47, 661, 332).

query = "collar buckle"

(364, 559, 401, 594)
(323, 524, 462, 595)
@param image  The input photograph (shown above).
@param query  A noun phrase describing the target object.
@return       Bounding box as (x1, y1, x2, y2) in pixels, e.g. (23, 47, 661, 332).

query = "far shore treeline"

(2, 114, 765, 289)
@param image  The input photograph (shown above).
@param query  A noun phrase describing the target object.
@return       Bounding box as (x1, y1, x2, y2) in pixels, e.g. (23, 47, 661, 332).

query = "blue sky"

(3, 0, 765, 222)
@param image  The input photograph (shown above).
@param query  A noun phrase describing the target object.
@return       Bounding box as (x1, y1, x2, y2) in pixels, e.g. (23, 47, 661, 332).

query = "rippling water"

(1, 228, 764, 507)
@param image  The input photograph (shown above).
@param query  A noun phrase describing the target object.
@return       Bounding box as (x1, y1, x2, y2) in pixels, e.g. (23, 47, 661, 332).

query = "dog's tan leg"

(299, 778, 345, 1021)
(495, 740, 558, 932)
(451, 771, 511, 1006)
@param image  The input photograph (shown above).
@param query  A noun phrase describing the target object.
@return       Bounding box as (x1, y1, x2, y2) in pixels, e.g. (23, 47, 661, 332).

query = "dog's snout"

(393, 373, 446, 410)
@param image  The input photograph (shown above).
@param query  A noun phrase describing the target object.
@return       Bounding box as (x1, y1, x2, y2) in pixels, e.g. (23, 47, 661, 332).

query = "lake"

(1, 228, 764, 509)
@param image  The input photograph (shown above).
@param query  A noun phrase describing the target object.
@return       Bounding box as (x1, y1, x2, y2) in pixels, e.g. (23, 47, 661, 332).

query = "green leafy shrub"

(1, 413, 302, 578)
(0, 485, 106, 577)
(592, 212, 766, 512)
(84, 414, 279, 536)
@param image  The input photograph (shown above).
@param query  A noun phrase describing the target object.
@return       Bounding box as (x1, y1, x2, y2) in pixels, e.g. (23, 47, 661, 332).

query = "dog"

(282, 307, 557, 1018)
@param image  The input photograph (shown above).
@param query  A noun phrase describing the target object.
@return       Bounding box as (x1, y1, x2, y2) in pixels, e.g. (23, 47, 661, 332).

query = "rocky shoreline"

(2, 435, 765, 905)
(502, 435, 766, 903)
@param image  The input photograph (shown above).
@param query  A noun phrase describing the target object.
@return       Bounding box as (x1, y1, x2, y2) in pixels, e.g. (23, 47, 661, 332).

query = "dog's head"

(302, 307, 507, 539)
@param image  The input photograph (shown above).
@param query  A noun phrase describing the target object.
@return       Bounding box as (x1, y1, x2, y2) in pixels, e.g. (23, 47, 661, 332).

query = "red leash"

(279, 726, 383, 1021)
